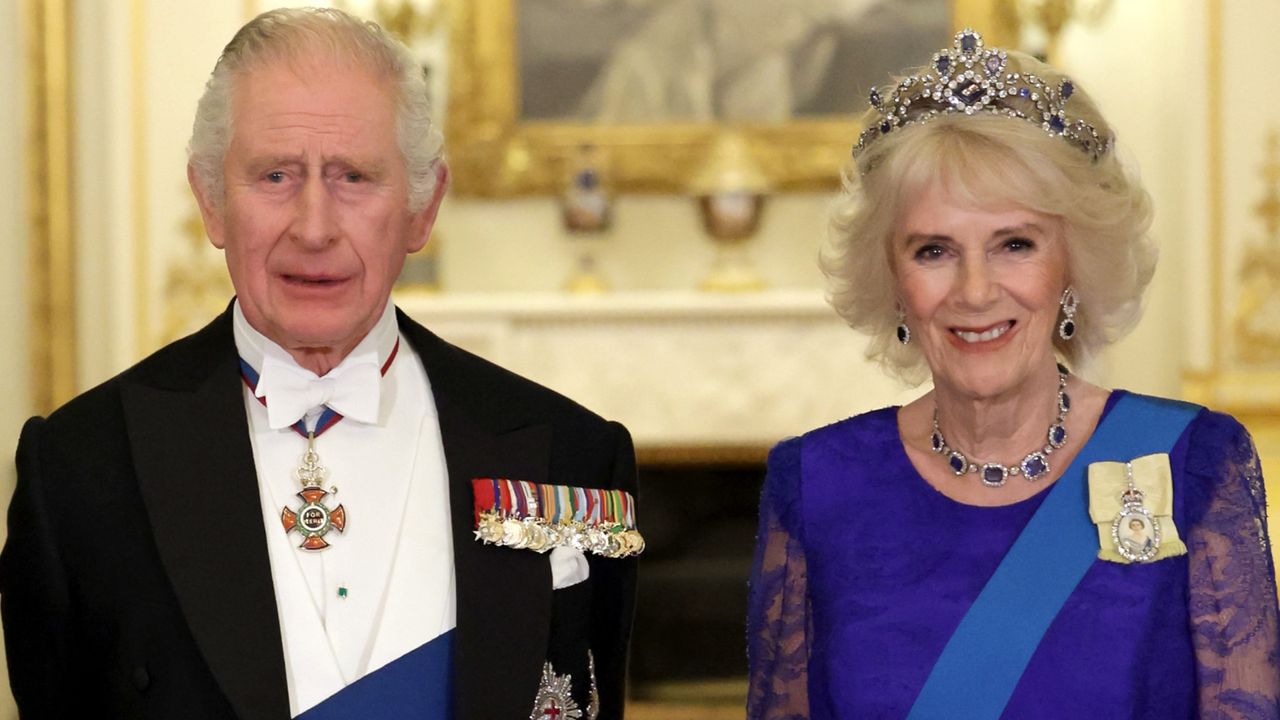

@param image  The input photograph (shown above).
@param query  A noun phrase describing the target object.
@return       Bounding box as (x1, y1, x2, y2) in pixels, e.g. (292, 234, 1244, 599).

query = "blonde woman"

(747, 29, 1279, 719)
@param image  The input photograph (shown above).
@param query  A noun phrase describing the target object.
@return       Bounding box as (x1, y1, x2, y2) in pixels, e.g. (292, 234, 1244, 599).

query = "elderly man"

(1, 8, 638, 719)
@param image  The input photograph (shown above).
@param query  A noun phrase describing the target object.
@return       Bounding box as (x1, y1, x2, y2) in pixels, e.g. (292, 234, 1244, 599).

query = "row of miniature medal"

(473, 478, 644, 558)
(475, 513, 644, 559)
(930, 371, 1070, 487)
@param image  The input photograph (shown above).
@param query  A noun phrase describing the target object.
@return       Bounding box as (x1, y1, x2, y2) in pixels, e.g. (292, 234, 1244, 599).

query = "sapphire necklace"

(930, 371, 1070, 487)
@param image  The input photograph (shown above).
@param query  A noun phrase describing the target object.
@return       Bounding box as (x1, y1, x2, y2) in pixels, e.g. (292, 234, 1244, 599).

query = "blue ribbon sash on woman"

(296, 629, 454, 720)
(906, 394, 1200, 720)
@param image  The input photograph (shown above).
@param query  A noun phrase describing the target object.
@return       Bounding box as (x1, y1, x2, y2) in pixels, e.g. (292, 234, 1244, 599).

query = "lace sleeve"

(747, 438, 811, 720)
(1185, 412, 1280, 719)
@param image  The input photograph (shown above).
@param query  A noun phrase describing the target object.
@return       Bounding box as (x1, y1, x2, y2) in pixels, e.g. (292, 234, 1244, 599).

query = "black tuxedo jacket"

(1, 308, 637, 719)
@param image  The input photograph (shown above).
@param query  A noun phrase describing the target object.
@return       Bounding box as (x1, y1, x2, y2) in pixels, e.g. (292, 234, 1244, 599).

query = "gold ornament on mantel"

(690, 132, 770, 292)
(561, 144, 613, 294)
(1233, 128, 1280, 366)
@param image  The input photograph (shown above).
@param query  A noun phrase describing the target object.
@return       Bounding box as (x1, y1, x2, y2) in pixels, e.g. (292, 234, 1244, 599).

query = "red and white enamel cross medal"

(280, 432, 347, 551)
(240, 340, 404, 554)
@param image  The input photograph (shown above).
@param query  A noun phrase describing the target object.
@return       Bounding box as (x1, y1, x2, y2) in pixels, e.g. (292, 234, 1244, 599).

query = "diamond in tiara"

(853, 28, 1112, 162)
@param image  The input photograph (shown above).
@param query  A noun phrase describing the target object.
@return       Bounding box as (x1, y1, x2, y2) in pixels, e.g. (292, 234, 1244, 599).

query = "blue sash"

(906, 394, 1200, 720)
(297, 629, 454, 720)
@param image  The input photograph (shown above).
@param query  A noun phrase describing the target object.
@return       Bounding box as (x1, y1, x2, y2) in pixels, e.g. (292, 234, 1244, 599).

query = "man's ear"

(187, 164, 226, 249)
(407, 162, 450, 254)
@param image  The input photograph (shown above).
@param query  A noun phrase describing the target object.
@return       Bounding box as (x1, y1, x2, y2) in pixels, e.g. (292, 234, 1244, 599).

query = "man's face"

(193, 56, 442, 360)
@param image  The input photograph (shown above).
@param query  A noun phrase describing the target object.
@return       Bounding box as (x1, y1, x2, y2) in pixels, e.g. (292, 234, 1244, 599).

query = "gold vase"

(689, 132, 770, 292)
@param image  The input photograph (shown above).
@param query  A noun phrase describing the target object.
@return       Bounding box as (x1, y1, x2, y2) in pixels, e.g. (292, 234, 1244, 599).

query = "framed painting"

(445, 0, 1011, 196)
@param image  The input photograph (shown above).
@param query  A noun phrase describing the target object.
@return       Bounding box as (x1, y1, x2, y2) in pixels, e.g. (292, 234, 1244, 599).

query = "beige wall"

(1, 1, 28, 716)
(72, 1, 140, 390)
(1058, 0, 1205, 394)
(1, 0, 31, 462)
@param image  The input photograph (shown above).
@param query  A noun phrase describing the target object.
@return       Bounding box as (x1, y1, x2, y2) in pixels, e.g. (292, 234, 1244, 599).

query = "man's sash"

(906, 394, 1200, 720)
(296, 629, 454, 720)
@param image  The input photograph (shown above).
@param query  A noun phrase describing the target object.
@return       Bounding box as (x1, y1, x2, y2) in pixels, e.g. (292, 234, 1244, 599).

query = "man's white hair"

(187, 7, 443, 211)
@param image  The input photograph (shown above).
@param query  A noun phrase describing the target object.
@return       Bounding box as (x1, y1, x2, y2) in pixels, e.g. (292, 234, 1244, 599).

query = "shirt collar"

(231, 299, 400, 380)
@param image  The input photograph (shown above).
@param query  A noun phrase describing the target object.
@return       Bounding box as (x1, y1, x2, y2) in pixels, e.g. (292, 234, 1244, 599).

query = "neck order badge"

(239, 340, 400, 551)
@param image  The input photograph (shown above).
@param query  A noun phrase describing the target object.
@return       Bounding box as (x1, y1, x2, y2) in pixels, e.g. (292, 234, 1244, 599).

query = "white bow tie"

(254, 349, 384, 431)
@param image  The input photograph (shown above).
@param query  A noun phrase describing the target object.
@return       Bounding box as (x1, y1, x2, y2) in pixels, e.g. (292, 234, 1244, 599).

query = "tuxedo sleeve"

(1, 417, 82, 717)
(588, 421, 638, 720)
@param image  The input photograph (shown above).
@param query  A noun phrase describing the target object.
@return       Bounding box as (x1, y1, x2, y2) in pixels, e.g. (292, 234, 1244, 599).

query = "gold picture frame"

(445, 0, 1011, 197)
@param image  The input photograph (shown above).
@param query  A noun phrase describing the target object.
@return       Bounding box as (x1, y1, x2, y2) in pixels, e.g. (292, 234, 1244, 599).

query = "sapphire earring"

(1058, 287, 1078, 340)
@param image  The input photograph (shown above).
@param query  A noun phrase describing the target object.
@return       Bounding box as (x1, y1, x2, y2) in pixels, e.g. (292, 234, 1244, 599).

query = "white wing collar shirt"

(233, 300, 455, 717)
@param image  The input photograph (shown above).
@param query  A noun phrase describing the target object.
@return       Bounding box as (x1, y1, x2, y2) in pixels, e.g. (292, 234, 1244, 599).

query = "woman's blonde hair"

(822, 50, 1155, 384)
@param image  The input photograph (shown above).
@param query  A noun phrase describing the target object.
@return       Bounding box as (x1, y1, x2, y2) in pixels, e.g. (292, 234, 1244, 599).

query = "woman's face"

(892, 182, 1069, 401)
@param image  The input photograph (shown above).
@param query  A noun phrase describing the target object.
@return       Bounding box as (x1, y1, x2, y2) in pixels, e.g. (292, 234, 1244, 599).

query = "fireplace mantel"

(397, 289, 917, 457)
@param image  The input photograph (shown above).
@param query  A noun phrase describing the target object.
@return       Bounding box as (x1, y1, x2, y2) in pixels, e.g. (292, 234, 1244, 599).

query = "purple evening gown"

(747, 391, 1280, 720)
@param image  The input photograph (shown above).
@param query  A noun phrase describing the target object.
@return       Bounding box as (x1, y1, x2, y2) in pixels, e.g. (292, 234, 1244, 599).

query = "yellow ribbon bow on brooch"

(1087, 453, 1186, 564)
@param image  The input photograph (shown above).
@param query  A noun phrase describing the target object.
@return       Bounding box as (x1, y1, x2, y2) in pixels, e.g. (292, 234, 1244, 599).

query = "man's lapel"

(400, 312, 555, 720)
(123, 311, 290, 720)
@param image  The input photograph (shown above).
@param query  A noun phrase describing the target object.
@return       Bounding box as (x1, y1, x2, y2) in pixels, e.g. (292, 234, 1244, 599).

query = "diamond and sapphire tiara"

(853, 28, 1112, 162)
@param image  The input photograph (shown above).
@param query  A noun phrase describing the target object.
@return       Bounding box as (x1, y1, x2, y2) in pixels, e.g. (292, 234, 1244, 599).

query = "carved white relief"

(398, 290, 919, 448)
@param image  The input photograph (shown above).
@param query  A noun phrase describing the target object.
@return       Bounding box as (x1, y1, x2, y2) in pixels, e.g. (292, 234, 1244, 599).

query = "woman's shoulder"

(1109, 388, 1256, 494)
(764, 406, 902, 502)
(775, 405, 902, 460)
(1107, 388, 1247, 450)
(1179, 403, 1256, 480)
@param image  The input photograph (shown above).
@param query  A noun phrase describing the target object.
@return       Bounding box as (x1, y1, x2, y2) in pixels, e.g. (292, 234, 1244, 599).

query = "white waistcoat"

(233, 302, 456, 716)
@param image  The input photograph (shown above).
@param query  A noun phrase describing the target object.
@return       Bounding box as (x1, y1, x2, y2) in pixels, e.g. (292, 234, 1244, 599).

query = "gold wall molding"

(163, 199, 234, 344)
(1231, 129, 1280, 364)
(25, 0, 76, 414)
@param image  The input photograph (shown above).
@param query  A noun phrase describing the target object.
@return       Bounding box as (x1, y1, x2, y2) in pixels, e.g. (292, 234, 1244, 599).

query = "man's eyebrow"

(325, 155, 388, 175)
(243, 155, 304, 174)
(240, 154, 388, 176)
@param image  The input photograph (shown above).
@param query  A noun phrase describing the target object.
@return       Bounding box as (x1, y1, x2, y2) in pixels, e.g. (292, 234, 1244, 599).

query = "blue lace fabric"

(746, 394, 1279, 719)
